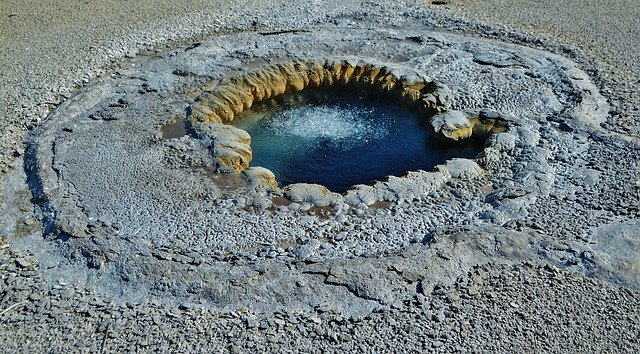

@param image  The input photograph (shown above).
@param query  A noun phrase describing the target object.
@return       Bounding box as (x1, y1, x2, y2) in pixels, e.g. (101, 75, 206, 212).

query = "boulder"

(243, 167, 278, 190)
(430, 110, 474, 141)
(194, 123, 252, 173)
(440, 158, 483, 180)
(283, 183, 344, 207)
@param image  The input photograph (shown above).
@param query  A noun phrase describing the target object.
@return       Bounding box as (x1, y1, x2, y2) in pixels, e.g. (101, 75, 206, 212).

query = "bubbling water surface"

(234, 87, 481, 193)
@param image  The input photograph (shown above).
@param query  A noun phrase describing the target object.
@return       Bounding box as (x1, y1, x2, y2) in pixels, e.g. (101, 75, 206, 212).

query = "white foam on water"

(264, 104, 389, 148)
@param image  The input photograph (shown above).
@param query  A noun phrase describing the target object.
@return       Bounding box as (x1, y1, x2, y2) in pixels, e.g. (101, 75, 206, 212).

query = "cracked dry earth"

(1, 1, 639, 353)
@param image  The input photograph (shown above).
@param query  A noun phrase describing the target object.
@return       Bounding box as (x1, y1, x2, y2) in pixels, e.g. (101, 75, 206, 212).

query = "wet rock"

(430, 110, 473, 141)
(191, 59, 435, 125)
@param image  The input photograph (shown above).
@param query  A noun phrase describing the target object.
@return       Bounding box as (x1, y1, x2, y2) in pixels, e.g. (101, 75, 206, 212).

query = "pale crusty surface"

(448, 0, 640, 137)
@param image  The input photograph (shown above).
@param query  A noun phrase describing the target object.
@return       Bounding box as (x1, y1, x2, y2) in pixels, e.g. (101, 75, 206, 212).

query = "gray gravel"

(2, 244, 638, 352)
(1, 0, 639, 352)
(447, 0, 640, 137)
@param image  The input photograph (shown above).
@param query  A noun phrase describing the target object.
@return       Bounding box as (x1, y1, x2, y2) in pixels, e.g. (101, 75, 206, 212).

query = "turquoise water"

(234, 87, 481, 193)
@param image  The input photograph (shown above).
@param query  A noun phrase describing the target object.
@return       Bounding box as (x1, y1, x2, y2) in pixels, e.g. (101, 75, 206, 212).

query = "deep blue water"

(234, 87, 481, 193)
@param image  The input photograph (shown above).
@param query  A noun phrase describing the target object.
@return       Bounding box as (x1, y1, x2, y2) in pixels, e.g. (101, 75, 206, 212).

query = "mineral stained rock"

(191, 59, 478, 174)
(193, 123, 252, 172)
(192, 59, 438, 125)
(243, 166, 278, 190)
(191, 59, 511, 176)
(430, 109, 509, 141)
(283, 183, 344, 207)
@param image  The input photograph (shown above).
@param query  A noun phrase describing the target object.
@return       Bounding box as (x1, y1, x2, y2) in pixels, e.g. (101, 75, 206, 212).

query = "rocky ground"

(1, 0, 639, 352)
(448, 0, 640, 138)
(2, 252, 637, 352)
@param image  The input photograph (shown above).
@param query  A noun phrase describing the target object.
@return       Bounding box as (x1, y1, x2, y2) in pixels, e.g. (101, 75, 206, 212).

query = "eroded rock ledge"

(191, 59, 444, 124)
(190, 58, 509, 174)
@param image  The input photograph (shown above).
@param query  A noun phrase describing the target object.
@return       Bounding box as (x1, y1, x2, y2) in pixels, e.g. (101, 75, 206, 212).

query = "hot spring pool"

(234, 87, 481, 193)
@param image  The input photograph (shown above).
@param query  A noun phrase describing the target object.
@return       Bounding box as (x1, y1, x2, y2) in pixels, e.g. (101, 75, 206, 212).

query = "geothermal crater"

(18, 25, 609, 312)
(186, 58, 507, 194)
(232, 86, 483, 193)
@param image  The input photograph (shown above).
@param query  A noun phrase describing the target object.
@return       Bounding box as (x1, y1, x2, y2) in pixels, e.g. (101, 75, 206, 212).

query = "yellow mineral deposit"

(191, 58, 509, 173)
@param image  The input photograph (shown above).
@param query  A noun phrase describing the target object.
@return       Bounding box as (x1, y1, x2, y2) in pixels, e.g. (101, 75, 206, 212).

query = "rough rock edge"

(191, 58, 442, 125)
(188, 58, 512, 202)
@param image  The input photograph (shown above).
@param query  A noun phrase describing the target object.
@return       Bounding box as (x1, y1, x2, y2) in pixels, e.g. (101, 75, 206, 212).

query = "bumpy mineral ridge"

(1, 4, 639, 351)
(190, 58, 507, 173)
